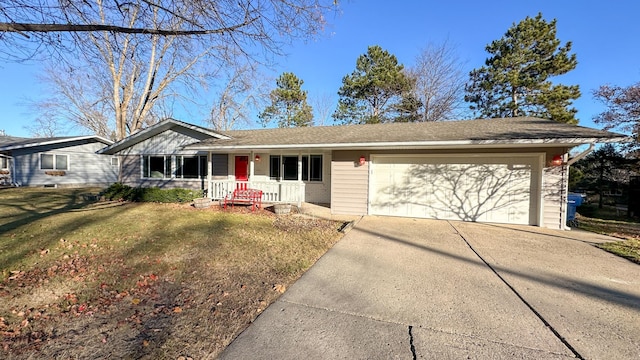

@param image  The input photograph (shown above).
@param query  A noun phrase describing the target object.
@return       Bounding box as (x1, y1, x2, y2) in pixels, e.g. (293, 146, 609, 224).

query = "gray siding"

(13, 141, 117, 187)
(122, 128, 209, 155)
(115, 129, 228, 190)
(331, 151, 369, 215)
(120, 153, 228, 190)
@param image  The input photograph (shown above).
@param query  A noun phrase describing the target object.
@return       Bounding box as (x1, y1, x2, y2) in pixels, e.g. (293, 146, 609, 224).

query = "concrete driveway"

(219, 217, 640, 359)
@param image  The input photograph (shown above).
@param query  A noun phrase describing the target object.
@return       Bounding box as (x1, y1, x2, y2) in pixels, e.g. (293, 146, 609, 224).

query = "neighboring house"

(0, 135, 118, 187)
(98, 117, 628, 230)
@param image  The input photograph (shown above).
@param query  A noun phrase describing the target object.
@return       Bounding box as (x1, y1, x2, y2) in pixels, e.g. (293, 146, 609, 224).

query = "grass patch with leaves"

(576, 206, 640, 265)
(0, 188, 344, 359)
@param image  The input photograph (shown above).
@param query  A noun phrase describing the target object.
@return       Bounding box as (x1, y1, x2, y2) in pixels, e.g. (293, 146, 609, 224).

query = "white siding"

(542, 165, 566, 230)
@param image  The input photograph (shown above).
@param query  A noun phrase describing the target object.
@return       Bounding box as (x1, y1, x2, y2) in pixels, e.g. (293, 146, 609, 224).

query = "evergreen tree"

(333, 45, 419, 124)
(259, 72, 313, 128)
(573, 144, 630, 209)
(464, 13, 580, 124)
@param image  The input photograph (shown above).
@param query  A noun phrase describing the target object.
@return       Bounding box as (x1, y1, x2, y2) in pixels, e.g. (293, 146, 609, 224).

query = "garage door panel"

(370, 156, 535, 225)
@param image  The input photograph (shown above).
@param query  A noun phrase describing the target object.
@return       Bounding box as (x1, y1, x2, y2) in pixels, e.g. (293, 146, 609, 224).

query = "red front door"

(235, 156, 248, 181)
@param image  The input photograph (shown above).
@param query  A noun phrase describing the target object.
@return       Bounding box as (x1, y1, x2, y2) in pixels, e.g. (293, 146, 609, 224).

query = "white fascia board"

(184, 137, 630, 151)
(0, 135, 113, 151)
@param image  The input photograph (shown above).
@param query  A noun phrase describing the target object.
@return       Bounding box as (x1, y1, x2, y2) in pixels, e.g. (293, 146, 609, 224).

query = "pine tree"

(259, 72, 313, 128)
(464, 13, 580, 124)
(333, 45, 419, 124)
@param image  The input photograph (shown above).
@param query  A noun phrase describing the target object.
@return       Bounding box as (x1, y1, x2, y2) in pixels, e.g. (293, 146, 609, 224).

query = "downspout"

(567, 143, 595, 166)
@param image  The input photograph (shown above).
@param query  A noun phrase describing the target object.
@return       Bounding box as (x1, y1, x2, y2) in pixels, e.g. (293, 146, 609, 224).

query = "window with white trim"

(269, 155, 323, 182)
(111, 157, 119, 166)
(40, 154, 68, 170)
(142, 155, 172, 179)
(0, 157, 8, 169)
(175, 155, 207, 179)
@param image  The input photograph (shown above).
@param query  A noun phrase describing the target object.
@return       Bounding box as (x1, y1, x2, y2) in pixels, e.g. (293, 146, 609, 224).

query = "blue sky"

(1, 0, 639, 137)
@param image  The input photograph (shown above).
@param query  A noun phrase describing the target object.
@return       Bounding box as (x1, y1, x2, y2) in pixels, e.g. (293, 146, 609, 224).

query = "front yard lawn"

(0, 188, 344, 359)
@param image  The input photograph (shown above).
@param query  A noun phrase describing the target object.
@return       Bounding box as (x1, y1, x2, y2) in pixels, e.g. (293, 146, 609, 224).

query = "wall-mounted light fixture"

(255, 154, 261, 162)
(550, 154, 563, 166)
(359, 155, 366, 166)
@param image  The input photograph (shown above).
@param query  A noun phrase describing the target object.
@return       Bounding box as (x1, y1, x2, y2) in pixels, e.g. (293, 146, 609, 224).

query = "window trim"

(269, 154, 323, 182)
(141, 154, 208, 180)
(141, 155, 172, 179)
(175, 155, 208, 180)
(40, 153, 68, 170)
(0, 157, 8, 170)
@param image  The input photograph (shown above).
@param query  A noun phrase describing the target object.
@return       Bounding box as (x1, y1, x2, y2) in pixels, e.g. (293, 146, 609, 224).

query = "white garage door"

(369, 155, 539, 225)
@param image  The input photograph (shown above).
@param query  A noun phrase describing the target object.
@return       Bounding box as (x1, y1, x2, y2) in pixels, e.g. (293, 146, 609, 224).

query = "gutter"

(184, 137, 625, 152)
(566, 143, 595, 166)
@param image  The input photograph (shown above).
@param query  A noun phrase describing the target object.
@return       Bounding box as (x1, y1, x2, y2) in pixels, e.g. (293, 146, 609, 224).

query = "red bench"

(223, 188, 263, 211)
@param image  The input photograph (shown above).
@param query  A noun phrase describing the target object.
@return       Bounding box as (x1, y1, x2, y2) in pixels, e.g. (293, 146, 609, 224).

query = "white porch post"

(207, 151, 212, 198)
(249, 151, 255, 188)
(297, 152, 303, 207)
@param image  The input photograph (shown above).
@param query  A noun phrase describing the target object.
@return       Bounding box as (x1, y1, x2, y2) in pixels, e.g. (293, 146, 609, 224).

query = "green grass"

(0, 188, 344, 359)
(576, 204, 640, 265)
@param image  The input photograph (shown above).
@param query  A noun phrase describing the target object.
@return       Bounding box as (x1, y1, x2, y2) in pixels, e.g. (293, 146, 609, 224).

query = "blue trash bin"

(567, 193, 583, 226)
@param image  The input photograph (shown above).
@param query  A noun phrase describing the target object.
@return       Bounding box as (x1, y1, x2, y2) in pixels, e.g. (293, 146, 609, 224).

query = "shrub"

(101, 183, 203, 203)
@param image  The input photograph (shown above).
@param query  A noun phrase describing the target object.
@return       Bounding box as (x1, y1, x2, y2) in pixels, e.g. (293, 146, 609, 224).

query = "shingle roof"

(0, 135, 113, 151)
(185, 117, 628, 150)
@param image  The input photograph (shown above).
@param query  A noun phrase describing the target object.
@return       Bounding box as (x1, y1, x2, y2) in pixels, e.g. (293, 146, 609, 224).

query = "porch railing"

(209, 180, 305, 206)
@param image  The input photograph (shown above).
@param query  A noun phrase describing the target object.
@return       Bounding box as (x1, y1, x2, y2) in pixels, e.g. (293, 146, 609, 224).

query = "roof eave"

(183, 137, 631, 151)
(0, 135, 113, 151)
(98, 119, 228, 155)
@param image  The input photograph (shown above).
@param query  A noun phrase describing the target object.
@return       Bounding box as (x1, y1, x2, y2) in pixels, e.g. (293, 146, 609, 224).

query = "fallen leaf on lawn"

(131, 298, 141, 305)
(173, 306, 182, 313)
(273, 284, 286, 293)
(142, 340, 149, 347)
(20, 319, 29, 327)
(40, 249, 49, 256)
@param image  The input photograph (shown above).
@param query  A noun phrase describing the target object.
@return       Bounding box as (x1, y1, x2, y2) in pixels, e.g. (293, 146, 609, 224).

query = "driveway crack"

(408, 325, 417, 360)
(447, 221, 585, 360)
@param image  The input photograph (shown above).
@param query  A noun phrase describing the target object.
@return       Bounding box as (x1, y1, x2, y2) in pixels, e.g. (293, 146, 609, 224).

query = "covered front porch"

(209, 179, 305, 206)
(206, 151, 321, 207)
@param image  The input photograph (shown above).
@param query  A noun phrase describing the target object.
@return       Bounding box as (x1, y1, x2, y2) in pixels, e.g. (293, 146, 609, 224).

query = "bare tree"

(407, 41, 467, 121)
(2, 1, 338, 139)
(206, 63, 268, 131)
(0, 1, 337, 61)
(311, 92, 335, 126)
(24, 114, 64, 138)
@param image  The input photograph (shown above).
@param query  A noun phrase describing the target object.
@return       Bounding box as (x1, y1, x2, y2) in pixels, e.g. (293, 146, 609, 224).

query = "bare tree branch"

(0, 20, 255, 36)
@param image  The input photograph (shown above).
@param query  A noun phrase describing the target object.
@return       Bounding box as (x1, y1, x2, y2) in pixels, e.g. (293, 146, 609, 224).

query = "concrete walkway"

(219, 217, 640, 359)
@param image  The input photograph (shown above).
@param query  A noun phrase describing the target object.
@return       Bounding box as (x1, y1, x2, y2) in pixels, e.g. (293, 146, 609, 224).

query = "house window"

(176, 155, 208, 179)
(142, 155, 172, 178)
(269, 155, 323, 182)
(270, 156, 280, 180)
(111, 157, 119, 166)
(309, 155, 323, 181)
(40, 154, 68, 170)
(0, 157, 7, 169)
